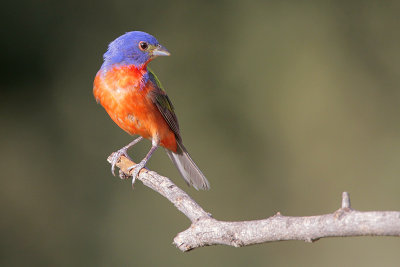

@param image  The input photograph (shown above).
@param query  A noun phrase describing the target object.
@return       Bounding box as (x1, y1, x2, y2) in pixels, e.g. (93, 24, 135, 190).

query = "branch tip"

(341, 192, 351, 209)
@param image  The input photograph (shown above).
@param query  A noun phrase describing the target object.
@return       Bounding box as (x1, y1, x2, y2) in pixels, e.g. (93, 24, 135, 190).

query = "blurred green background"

(1, 1, 399, 266)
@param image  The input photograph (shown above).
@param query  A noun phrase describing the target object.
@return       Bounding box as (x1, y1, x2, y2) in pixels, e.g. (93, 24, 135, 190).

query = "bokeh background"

(1, 1, 399, 266)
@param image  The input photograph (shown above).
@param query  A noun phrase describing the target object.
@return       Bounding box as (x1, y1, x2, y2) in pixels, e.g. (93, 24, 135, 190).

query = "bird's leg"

(129, 138, 159, 187)
(109, 136, 143, 177)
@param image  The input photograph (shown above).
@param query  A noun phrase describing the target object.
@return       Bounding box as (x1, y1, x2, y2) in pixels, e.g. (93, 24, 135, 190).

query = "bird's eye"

(139, 41, 149, 51)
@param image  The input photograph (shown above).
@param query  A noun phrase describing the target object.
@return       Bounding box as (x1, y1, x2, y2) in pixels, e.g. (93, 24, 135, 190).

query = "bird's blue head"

(102, 31, 170, 69)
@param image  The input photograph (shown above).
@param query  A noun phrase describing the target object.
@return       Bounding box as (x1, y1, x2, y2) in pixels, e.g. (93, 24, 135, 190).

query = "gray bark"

(108, 155, 400, 252)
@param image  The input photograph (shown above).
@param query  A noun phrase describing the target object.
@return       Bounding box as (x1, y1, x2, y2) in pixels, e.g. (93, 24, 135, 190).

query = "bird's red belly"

(93, 71, 177, 152)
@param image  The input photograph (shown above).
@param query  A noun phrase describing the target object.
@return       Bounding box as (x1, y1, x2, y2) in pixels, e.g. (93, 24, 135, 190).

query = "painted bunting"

(93, 31, 209, 190)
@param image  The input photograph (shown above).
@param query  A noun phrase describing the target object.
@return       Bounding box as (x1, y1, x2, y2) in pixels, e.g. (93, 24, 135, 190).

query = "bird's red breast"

(93, 65, 178, 152)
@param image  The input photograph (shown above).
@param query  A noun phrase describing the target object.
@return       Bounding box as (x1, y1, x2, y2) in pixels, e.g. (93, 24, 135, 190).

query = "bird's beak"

(152, 45, 170, 57)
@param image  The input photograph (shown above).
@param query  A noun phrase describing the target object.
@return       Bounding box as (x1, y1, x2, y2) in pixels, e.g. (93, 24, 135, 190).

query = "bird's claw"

(128, 161, 147, 187)
(118, 170, 130, 180)
(109, 148, 132, 176)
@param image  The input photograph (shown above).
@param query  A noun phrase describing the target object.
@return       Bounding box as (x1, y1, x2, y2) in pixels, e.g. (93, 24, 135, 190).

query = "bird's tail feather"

(165, 142, 210, 190)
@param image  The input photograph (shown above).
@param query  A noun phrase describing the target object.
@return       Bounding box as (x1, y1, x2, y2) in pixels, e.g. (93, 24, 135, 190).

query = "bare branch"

(107, 155, 210, 222)
(108, 155, 400, 252)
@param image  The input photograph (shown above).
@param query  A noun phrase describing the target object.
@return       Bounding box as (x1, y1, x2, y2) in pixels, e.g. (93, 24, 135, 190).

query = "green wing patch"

(148, 69, 181, 141)
(148, 68, 164, 90)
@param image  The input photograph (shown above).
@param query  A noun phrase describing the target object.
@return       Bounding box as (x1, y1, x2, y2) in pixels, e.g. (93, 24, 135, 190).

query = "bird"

(93, 31, 210, 190)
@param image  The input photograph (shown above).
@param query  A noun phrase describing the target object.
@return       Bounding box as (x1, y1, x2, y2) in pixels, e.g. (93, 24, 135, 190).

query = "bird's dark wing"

(147, 68, 210, 190)
(147, 68, 181, 141)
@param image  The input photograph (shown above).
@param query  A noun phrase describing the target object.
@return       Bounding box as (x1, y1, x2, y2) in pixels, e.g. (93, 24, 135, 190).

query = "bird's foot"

(128, 160, 147, 187)
(118, 170, 131, 180)
(109, 148, 132, 177)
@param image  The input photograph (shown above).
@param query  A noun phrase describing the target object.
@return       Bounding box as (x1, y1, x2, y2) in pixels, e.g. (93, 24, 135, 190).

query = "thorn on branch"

(341, 192, 351, 209)
(305, 237, 313, 243)
(305, 237, 320, 243)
